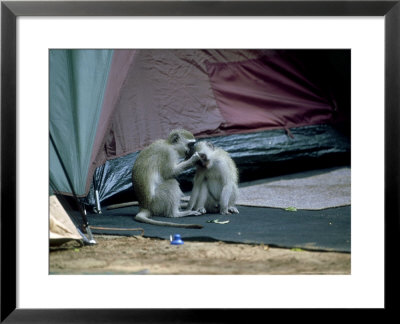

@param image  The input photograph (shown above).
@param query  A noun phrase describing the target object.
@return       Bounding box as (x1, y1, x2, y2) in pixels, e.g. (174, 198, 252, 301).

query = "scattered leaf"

(263, 245, 270, 251)
(207, 219, 230, 224)
(74, 248, 80, 252)
(285, 207, 297, 212)
(291, 248, 304, 252)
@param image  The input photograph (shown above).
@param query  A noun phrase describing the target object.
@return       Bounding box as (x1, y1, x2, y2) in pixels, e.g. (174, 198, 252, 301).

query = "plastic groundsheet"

(85, 205, 350, 253)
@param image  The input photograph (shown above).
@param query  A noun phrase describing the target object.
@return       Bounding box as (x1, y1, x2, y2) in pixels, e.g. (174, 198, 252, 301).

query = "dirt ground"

(49, 235, 350, 275)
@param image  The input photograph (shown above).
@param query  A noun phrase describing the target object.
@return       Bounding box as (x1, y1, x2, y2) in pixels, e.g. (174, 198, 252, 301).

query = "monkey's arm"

(193, 182, 209, 213)
(219, 183, 234, 214)
(172, 152, 200, 177)
(187, 170, 206, 211)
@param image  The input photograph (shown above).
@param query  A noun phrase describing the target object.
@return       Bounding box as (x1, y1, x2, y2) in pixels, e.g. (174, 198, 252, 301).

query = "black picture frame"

(1, 1, 398, 322)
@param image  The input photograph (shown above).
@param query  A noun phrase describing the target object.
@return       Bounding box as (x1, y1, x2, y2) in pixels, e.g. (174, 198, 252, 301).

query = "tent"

(49, 49, 350, 240)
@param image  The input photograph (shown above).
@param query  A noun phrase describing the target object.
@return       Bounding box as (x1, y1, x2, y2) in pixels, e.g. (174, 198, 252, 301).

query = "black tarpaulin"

(83, 205, 350, 252)
(85, 124, 350, 206)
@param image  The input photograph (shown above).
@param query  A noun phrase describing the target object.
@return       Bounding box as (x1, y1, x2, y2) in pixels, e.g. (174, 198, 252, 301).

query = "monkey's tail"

(134, 209, 203, 229)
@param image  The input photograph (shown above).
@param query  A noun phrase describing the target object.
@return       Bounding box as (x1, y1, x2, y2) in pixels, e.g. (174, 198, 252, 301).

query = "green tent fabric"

(49, 49, 113, 196)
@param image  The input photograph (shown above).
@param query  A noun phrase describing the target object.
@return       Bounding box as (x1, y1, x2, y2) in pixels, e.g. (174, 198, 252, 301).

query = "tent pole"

(85, 226, 96, 245)
(92, 172, 102, 214)
(95, 190, 102, 214)
(83, 205, 96, 245)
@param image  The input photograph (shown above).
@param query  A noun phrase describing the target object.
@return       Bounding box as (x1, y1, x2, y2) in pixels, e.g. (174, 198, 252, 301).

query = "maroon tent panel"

(206, 54, 335, 133)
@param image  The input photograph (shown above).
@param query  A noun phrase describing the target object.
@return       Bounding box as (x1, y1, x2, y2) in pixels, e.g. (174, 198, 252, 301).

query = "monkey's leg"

(155, 179, 202, 218)
(180, 201, 189, 209)
(173, 198, 203, 217)
(174, 209, 202, 217)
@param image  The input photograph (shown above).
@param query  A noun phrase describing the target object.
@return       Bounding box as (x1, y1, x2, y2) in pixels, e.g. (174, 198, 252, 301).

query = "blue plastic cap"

(171, 234, 184, 245)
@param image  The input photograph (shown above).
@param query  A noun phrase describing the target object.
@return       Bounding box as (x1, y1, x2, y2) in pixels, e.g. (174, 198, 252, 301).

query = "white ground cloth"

(237, 167, 351, 210)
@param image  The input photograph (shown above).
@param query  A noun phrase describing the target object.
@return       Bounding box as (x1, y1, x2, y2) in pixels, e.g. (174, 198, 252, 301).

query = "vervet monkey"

(132, 129, 203, 229)
(187, 141, 239, 215)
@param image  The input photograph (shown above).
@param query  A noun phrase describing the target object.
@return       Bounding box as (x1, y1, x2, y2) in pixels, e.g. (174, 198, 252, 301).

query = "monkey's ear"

(170, 133, 180, 144)
(206, 142, 215, 150)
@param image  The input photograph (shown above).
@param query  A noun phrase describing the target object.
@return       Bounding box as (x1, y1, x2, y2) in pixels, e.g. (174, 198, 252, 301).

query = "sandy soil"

(50, 235, 350, 275)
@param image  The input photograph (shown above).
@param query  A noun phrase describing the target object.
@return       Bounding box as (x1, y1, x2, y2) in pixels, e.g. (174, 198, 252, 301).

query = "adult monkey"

(132, 129, 203, 228)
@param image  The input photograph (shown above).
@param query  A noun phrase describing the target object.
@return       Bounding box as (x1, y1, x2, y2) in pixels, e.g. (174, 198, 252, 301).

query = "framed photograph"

(1, 0, 398, 321)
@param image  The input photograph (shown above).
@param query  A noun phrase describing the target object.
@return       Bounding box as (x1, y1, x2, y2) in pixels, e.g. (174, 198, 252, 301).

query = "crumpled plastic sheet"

(85, 124, 350, 207)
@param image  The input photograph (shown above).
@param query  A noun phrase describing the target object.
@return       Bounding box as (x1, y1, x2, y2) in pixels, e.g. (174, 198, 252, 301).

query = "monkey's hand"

(228, 207, 239, 214)
(174, 152, 201, 176)
(220, 208, 230, 215)
(190, 152, 201, 163)
(220, 206, 239, 215)
(196, 207, 207, 214)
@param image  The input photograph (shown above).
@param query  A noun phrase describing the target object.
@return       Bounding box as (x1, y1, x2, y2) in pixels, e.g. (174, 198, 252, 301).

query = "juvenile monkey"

(187, 141, 239, 215)
(132, 129, 203, 229)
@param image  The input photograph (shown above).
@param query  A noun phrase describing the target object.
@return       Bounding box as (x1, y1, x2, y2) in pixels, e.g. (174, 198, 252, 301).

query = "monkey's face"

(175, 138, 196, 159)
(168, 129, 196, 159)
(194, 141, 215, 168)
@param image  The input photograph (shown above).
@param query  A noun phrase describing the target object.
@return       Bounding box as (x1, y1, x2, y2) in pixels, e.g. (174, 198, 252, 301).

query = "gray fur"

(187, 141, 239, 215)
(132, 129, 202, 229)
